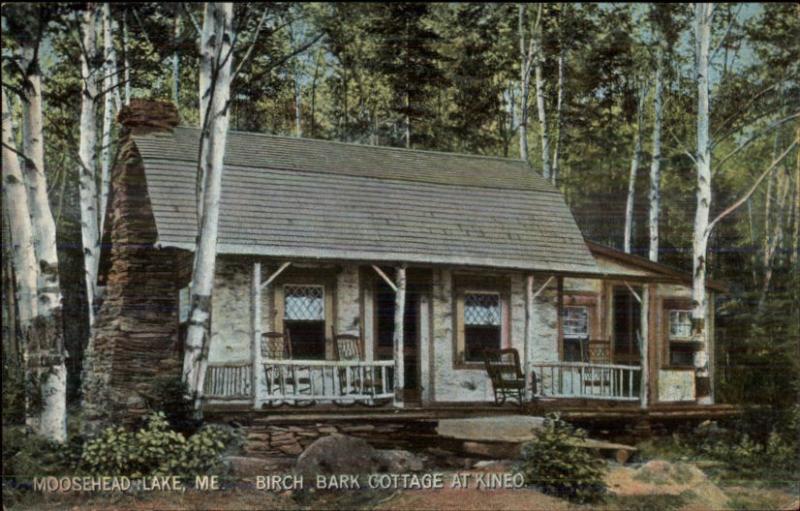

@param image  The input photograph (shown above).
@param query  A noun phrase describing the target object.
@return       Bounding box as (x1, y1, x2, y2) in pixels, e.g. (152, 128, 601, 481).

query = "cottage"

(82, 100, 727, 432)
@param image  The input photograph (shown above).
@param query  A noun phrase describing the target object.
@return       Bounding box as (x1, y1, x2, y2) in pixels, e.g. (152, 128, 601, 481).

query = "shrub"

(2, 426, 81, 495)
(516, 413, 607, 503)
(143, 375, 200, 435)
(81, 412, 239, 482)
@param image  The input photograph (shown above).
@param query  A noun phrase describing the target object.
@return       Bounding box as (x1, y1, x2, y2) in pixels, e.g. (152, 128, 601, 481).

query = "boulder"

(295, 434, 384, 476)
(376, 449, 425, 473)
(224, 456, 294, 476)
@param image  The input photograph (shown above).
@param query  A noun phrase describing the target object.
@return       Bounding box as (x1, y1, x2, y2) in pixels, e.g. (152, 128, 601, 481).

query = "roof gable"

(131, 128, 598, 274)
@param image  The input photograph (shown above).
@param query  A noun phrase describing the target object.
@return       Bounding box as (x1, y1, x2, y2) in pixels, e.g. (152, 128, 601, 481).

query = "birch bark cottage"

(82, 90, 732, 430)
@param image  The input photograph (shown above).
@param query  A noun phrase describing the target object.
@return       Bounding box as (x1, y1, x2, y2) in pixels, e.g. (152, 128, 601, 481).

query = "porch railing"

(204, 360, 395, 404)
(204, 363, 252, 400)
(261, 359, 395, 404)
(533, 362, 641, 401)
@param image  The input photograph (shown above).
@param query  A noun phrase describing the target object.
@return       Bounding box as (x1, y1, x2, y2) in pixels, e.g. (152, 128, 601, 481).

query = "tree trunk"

(173, 11, 181, 105)
(184, 2, 235, 411)
(518, 4, 530, 162)
(99, 3, 117, 238)
(533, 25, 551, 180)
(792, 140, 800, 268)
(648, 48, 664, 262)
(758, 167, 791, 311)
(196, 3, 215, 220)
(692, 3, 713, 404)
(123, 10, 131, 105)
(551, 4, 566, 185)
(78, 5, 100, 327)
(624, 85, 647, 254)
(2, 87, 40, 432)
(20, 38, 68, 442)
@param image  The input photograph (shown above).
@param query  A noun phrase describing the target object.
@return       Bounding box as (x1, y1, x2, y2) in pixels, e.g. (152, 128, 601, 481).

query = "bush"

(516, 413, 607, 503)
(2, 426, 81, 494)
(143, 375, 200, 435)
(81, 412, 239, 482)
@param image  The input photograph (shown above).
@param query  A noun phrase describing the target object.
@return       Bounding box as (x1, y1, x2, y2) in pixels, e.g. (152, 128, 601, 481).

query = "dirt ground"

(5, 464, 798, 510)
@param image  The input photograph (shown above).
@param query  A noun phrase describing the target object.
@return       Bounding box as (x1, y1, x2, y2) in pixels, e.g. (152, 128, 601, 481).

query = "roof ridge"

(172, 126, 534, 166)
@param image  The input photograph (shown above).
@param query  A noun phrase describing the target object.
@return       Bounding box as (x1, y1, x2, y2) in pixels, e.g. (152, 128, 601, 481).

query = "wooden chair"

(332, 327, 387, 407)
(583, 338, 612, 393)
(483, 348, 529, 406)
(261, 330, 313, 407)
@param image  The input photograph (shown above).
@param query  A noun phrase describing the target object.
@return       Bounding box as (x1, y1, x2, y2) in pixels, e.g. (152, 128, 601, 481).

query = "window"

(177, 286, 190, 351)
(562, 306, 589, 362)
(668, 310, 692, 339)
(462, 292, 502, 362)
(663, 303, 697, 368)
(284, 285, 326, 359)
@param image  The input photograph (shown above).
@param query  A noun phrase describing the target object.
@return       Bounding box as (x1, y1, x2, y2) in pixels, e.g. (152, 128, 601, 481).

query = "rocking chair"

(332, 327, 387, 407)
(261, 330, 314, 407)
(483, 348, 530, 407)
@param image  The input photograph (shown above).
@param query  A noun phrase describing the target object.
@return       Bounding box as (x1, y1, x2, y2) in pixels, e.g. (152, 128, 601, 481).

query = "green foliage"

(144, 375, 200, 435)
(515, 413, 607, 503)
(2, 357, 26, 424)
(605, 492, 693, 511)
(81, 412, 239, 481)
(2, 426, 82, 491)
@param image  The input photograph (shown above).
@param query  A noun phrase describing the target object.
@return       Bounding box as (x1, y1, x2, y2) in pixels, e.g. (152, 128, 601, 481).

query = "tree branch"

(706, 140, 797, 240)
(715, 112, 800, 169)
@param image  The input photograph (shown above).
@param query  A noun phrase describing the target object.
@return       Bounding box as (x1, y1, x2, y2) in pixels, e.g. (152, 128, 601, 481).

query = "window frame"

(272, 269, 336, 360)
(558, 292, 599, 363)
(661, 299, 699, 369)
(453, 275, 510, 370)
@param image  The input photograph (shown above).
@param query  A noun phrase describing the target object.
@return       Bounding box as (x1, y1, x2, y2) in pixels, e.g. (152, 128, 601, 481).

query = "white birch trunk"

(551, 42, 565, 185)
(692, 3, 713, 404)
(196, 3, 215, 221)
(518, 4, 531, 162)
(123, 11, 131, 105)
(792, 144, 800, 268)
(99, 3, 116, 238)
(533, 31, 551, 180)
(173, 13, 181, 105)
(648, 48, 664, 262)
(78, 5, 100, 327)
(19, 41, 68, 442)
(184, 2, 235, 409)
(393, 266, 406, 407)
(624, 86, 647, 254)
(288, 22, 303, 138)
(2, 87, 40, 431)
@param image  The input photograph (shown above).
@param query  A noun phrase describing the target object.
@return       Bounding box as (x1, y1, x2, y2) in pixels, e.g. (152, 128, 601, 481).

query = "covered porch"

(201, 258, 661, 410)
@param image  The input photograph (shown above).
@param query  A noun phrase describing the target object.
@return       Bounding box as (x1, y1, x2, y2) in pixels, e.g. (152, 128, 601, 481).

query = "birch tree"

(99, 3, 119, 238)
(623, 84, 648, 254)
(77, 4, 100, 326)
(648, 42, 664, 262)
(517, 3, 536, 162)
(531, 4, 552, 180)
(183, 2, 235, 409)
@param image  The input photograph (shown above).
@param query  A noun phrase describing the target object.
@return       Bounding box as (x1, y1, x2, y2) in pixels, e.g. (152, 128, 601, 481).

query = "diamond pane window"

(464, 293, 501, 326)
(284, 285, 324, 321)
(178, 286, 190, 324)
(562, 306, 589, 339)
(669, 310, 692, 339)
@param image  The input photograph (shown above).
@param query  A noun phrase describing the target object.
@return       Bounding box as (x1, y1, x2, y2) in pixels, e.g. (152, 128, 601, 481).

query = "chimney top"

(117, 99, 180, 133)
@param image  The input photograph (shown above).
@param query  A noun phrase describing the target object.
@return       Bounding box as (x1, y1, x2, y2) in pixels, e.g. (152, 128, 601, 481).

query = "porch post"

(524, 274, 535, 400)
(640, 284, 649, 409)
(251, 262, 264, 409)
(393, 266, 407, 407)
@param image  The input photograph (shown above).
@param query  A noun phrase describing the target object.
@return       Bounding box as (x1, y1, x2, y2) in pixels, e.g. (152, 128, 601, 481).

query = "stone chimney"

(116, 99, 180, 134)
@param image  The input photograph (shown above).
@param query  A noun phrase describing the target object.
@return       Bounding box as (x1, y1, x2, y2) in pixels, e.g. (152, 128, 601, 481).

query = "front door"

(374, 269, 425, 403)
(612, 284, 643, 367)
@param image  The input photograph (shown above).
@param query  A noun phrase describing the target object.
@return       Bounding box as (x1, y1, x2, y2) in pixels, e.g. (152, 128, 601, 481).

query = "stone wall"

(209, 259, 252, 364)
(81, 129, 183, 433)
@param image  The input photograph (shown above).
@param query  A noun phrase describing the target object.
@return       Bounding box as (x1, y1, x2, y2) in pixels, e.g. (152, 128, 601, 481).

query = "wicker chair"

(261, 330, 313, 407)
(332, 327, 387, 407)
(483, 348, 530, 406)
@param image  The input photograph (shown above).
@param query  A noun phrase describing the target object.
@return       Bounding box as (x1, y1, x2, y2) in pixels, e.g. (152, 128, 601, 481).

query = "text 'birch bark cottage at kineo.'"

(82, 100, 733, 452)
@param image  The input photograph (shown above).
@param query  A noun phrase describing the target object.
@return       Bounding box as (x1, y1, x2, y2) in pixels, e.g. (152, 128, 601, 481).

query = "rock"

(462, 441, 521, 459)
(224, 456, 293, 476)
(376, 449, 425, 473)
(295, 434, 384, 477)
(472, 460, 513, 472)
(278, 443, 304, 456)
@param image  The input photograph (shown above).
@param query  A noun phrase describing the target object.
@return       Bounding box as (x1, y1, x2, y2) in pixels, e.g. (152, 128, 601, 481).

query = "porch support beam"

(261, 261, 291, 289)
(251, 262, 264, 409)
(371, 265, 398, 292)
(532, 276, 555, 299)
(623, 281, 642, 303)
(640, 285, 650, 409)
(393, 265, 406, 407)
(524, 274, 535, 400)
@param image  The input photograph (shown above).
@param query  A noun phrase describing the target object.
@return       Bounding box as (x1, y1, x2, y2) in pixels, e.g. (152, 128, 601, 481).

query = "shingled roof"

(131, 127, 598, 274)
